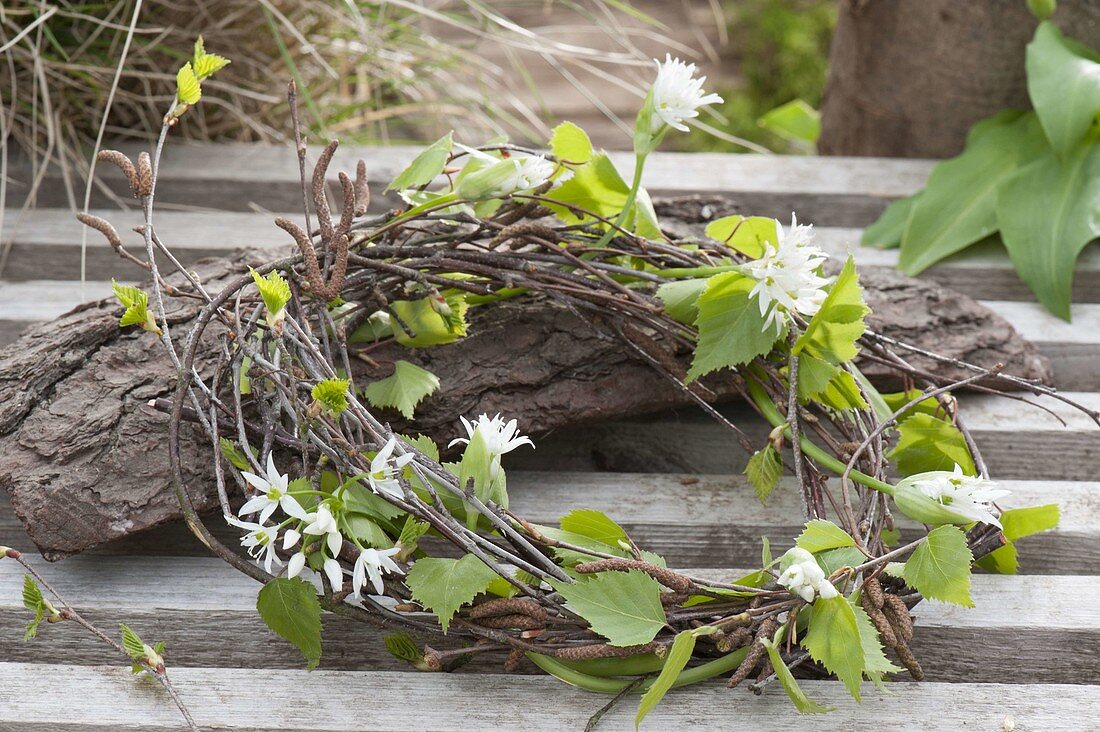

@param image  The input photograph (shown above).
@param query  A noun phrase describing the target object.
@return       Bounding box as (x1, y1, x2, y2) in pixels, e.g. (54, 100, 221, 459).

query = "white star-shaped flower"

(494, 156, 556, 197)
(302, 503, 343, 556)
(224, 514, 283, 574)
(742, 213, 833, 333)
(911, 464, 1010, 528)
(352, 546, 404, 597)
(367, 436, 416, 500)
(649, 54, 724, 133)
(237, 453, 303, 524)
(776, 547, 838, 603)
(449, 413, 534, 478)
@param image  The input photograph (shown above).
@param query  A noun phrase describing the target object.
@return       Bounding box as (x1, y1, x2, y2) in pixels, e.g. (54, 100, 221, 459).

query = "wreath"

(15, 40, 1087, 730)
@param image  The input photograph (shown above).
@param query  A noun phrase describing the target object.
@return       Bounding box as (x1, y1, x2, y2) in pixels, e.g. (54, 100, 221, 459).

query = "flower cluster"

(456, 154, 556, 200)
(742, 213, 833, 333)
(908, 464, 1009, 528)
(649, 54, 724, 134)
(776, 547, 839, 603)
(450, 413, 534, 478)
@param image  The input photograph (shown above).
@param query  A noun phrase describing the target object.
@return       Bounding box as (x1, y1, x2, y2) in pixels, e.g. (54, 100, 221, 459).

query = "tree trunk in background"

(818, 0, 1100, 158)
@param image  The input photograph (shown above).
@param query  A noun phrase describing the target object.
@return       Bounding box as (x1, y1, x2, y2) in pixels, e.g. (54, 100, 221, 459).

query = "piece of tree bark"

(0, 233, 1049, 560)
(818, 0, 1100, 158)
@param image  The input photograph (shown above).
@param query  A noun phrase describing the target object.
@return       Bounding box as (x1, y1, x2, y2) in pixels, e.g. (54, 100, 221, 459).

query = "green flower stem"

(555, 653, 666, 678)
(651, 264, 744, 279)
(527, 646, 749, 695)
(593, 153, 646, 250)
(744, 377, 896, 496)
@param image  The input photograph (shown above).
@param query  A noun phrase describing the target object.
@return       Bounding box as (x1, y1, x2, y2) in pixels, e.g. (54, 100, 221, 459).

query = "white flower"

(352, 547, 404, 597)
(322, 557, 343, 591)
(224, 514, 283, 574)
(449, 413, 534, 477)
(367, 436, 416, 500)
(492, 156, 556, 197)
(910, 464, 1010, 528)
(286, 551, 307, 580)
(742, 213, 833, 333)
(649, 54, 724, 133)
(776, 547, 838, 603)
(238, 453, 303, 524)
(302, 503, 343, 556)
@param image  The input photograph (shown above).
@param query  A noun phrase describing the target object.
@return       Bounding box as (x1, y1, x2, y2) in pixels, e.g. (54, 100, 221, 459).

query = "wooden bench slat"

(0, 556, 1096, 682)
(0, 474, 1093, 572)
(1, 662, 1095, 731)
(5, 209, 1100, 306)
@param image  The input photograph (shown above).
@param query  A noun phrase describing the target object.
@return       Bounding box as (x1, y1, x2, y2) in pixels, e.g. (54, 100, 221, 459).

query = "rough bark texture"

(818, 0, 1100, 158)
(0, 210, 1050, 559)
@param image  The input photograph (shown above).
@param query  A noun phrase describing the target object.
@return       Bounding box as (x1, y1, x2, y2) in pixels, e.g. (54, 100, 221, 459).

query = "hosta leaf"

(687, 272, 779, 381)
(901, 525, 974, 607)
(553, 570, 665, 647)
(996, 141, 1100, 320)
(1026, 22, 1100, 161)
(897, 111, 1048, 275)
(761, 636, 833, 713)
(861, 194, 918, 249)
(406, 555, 498, 632)
(794, 257, 868, 365)
(363, 360, 440, 419)
(256, 578, 323, 669)
(745, 445, 782, 503)
(795, 519, 856, 553)
(175, 63, 202, 105)
(802, 595, 865, 700)
(387, 132, 453, 192)
(635, 629, 697, 729)
(559, 509, 629, 547)
(549, 121, 593, 164)
(888, 412, 976, 477)
(704, 215, 778, 259)
(311, 378, 350, 416)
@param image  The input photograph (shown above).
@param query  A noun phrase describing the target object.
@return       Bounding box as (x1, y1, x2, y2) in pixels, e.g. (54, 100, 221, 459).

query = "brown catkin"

(489, 221, 561, 249)
(96, 150, 139, 197)
(861, 593, 898, 648)
(863, 576, 885, 609)
(353, 160, 370, 216)
(503, 648, 525, 672)
(573, 558, 693, 594)
(467, 597, 548, 622)
(75, 213, 123, 251)
(554, 642, 662, 661)
(473, 614, 542, 630)
(893, 639, 925, 681)
(727, 618, 778, 689)
(135, 152, 153, 197)
(312, 140, 339, 240)
(883, 594, 915, 643)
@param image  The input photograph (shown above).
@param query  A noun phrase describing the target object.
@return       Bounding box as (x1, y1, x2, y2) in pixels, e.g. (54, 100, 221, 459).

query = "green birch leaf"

(976, 504, 1060, 574)
(745, 445, 783, 503)
(251, 268, 291, 320)
(888, 412, 976, 477)
(796, 353, 837, 402)
(655, 278, 708, 325)
(794, 257, 868, 365)
(761, 636, 833, 714)
(553, 570, 666, 647)
(400, 433, 440, 462)
(704, 215, 778, 259)
(387, 132, 453, 192)
(796, 519, 856, 553)
(898, 111, 1048, 275)
(803, 595, 866, 700)
(311, 378, 350, 416)
(559, 509, 629, 547)
(687, 272, 779, 381)
(817, 368, 868, 412)
(634, 629, 697, 729)
(815, 547, 865, 577)
(550, 121, 593, 164)
(120, 624, 146, 660)
(901, 525, 974, 607)
(175, 63, 202, 105)
(1026, 22, 1100, 161)
(218, 438, 254, 471)
(363, 361, 440, 419)
(256, 578, 323, 669)
(21, 576, 45, 640)
(406, 555, 498, 633)
(861, 194, 918, 249)
(192, 35, 230, 79)
(997, 141, 1100, 320)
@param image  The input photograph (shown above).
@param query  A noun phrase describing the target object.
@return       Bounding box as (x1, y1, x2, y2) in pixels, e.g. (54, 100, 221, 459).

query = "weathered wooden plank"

(6, 209, 1100, 305)
(1, 475, 1093, 572)
(0, 556, 1096, 682)
(0, 665, 1097, 732)
(7, 144, 935, 225)
(511, 391, 1100, 482)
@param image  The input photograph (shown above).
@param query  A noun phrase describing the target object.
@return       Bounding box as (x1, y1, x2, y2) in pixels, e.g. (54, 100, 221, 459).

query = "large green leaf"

(795, 257, 868, 365)
(554, 570, 666, 647)
(363, 360, 440, 419)
(888, 412, 976, 477)
(745, 445, 783, 503)
(901, 525, 974, 607)
(256, 578, 323, 669)
(997, 141, 1100, 320)
(543, 153, 660, 238)
(634, 629, 698, 729)
(861, 194, 917, 249)
(687, 272, 779, 381)
(406, 555, 498, 632)
(549, 121, 593, 164)
(757, 99, 821, 146)
(802, 595, 865, 700)
(655, 278, 708, 325)
(387, 132, 453, 192)
(704, 215, 778, 258)
(559, 509, 629, 548)
(795, 519, 856, 554)
(1026, 22, 1100, 161)
(898, 111, 1048, 275)
(976, 503, 1060, 574)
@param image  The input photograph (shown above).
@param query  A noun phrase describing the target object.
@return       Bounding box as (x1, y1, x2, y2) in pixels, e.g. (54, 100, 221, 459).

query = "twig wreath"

(14, 40, 1097, 730)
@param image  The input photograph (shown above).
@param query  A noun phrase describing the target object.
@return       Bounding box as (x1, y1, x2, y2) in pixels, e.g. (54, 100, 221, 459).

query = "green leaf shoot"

(761, 635, 833, 713)
(311, 378, 350, 416)
(175, 63, 202, 106)
(634, 629, 698, 729)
